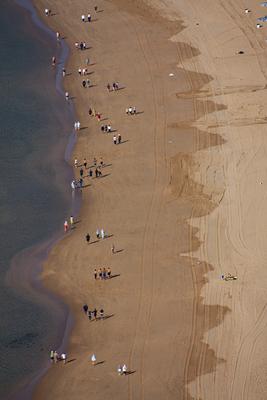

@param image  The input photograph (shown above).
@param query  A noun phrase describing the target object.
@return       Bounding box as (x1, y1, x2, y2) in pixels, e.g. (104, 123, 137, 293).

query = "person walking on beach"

(70, 215, 74, 228)
(89, 168, 93, 177)
(100, 309, 104, 320)
(111, 244, 115, 254)
(83, 158, 87, 168)
(79, 178, 83, 188)
(54, 351, 59, 363)
(94, 268, 97, 280)
(86, 233, 90, 243)
(56, 32, 60, 41)
(88, 310, 92, 321)
(74, 158, 78, 168)
(100, 228, 105, 239)
(64, 220, 69, 233)
(62, 68, 66, 77)
(122, 364, 128, 375)
(96, 113, 101, 122)
(87, 14, 91, 22)
(113, 135, 117, 145)
(93, 308, 97, 320)
(118, 133, 122, 144)
(83, 304, 88, 314)
(61, 353, 67, 364)
(81, 14, 85, 22)
(107, 83, 111, 92)
(71, 180, 76, 190)
(117, 365, 123, 375)
(107, 267, 111, 279)
(65, 91, 69, 101)
(51, 56, 56, 67)
(50, 350, 54, 363)
(103, 268, 107, 280)
(98, 268, 102, 280)
(96, 228, 100, 239)
(80, 168, 84, 178)
(91, 354, 96, 365)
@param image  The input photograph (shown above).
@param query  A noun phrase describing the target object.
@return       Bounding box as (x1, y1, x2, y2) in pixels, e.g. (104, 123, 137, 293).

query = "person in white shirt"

(91, 354, 96, 365)
(61, 353, 67, 364)
(122, 364, 127, 375)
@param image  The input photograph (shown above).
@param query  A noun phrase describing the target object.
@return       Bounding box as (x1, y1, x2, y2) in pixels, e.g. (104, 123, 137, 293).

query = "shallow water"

(0, 1, 74, 397)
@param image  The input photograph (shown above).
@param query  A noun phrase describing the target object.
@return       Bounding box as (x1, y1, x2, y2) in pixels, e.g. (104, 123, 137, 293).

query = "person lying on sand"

(221, 273, 237, 281)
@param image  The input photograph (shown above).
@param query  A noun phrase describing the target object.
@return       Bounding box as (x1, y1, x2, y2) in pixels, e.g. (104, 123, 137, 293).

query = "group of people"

(75, 41, 87, 51)
(118, 364, 128, 375)
(74, 121, 81, 131)
(71, 178, 83, 189)
(88, 107, 102, 121)
(44, 8, 51, 16)
(126, 106, 137, 115)
(94, 267, 112, 280)
(83, 305, 105, 321)
(50, 350, 67, 364)
(82, 79, 91, 88)
(64, 216, 74, 232)
(78, 67, 88, 76)
(81, 14, 91, 22)
(113, 133, 122, 144)
(100, 124, 112, 133)
(96, 228, 106, 239)
(71, 156, 106, 190)
(107, 82, 120, 91)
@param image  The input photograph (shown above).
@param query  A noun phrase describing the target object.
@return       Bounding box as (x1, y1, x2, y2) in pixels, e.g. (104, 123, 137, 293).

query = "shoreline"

(6, 236, 74, 400)
(4, 1, 81, 399)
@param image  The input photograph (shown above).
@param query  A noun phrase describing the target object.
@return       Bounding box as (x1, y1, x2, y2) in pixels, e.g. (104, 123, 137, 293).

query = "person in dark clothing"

(80, 168, 84, 177)
(93, 308, 97, 320)
(86, 233, 90, 243)
(83, 304, 88, 314)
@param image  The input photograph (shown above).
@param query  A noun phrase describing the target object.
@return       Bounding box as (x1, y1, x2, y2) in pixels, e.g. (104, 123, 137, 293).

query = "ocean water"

(0, 1, 74, 397)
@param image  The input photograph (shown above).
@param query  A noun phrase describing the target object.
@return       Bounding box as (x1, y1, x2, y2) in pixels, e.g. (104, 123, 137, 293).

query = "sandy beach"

(31, 0, 267, 399)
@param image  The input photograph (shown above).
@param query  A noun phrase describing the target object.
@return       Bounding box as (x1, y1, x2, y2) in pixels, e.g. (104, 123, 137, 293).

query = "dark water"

(0, 1, 75, 397)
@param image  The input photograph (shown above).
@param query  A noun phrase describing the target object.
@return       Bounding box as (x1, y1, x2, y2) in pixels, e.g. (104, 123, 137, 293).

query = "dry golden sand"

(32, 0, 267, 399)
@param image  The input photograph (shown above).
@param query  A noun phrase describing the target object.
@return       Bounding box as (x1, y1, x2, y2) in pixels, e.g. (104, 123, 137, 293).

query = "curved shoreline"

(5, 1, 80, 399)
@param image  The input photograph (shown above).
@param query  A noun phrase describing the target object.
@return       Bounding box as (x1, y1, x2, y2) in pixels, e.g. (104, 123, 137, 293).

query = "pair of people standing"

(64, 216, 74, 232)
(113, 133, 121, 144)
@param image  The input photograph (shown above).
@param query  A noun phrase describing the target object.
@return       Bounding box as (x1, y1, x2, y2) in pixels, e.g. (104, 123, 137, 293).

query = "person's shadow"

(95, 360, 105, 366)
